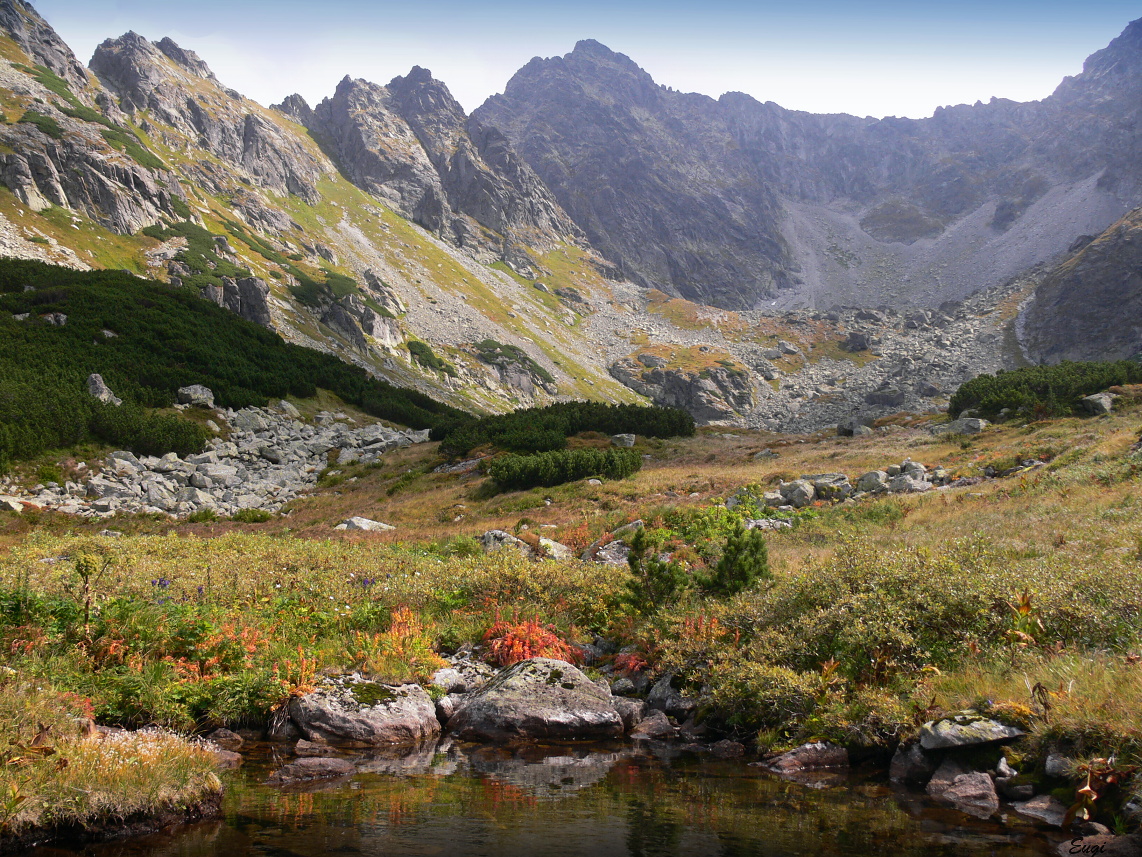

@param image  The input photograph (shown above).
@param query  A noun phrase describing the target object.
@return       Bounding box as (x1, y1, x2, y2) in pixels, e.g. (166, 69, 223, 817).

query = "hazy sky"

(31, 0, 1142, 118)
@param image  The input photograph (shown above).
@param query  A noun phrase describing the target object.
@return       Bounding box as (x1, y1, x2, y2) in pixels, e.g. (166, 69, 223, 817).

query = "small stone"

(294, 739, 331, 757)
(630, 708, 673, 739)
(1044, 753, 1070, 778)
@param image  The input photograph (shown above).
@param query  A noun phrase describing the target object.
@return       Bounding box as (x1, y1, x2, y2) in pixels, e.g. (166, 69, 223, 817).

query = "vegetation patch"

(140, 221, 249, 291)
(950, 360, 1142, 419)
(0, 259, 462, 469)
(433, 401, 695, 459)
(408, 340, 456, 376)
(483, 447, 642, 491)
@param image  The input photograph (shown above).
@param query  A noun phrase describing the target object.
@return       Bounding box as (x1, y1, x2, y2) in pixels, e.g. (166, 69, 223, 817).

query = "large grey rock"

(920, 714, 1024, 750)
(937, 771, 1000, 818)
(288, 678, 440, 745)
(933, 418, 990, 435)
(802, 472, 852, 501)
(177, 385, 215, 408)
(1081, 392, 1118, 415)
(856, 470, 889, 493)
(481, 529, 534, 558)
(887, 474, 932, 494)
(86, 373, 122, 406)
(336, 516, 395, 532)
(778, 479, 815, 508)
(1012, 794, 1069, 827)
(447, 658, 623, 742)
(610, 433, 636, 448)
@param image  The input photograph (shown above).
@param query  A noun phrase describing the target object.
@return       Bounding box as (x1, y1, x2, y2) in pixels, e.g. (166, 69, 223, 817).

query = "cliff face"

(90, 32, 329, 204)
(284, 67, 582, 265)
(475, 27, 1142, 310)
(1019, 209, 1142, 364)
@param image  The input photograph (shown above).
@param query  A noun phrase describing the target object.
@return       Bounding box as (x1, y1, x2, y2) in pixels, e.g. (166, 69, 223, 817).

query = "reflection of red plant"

(483, 619, 580, 667)
(614, 652, 649, 676)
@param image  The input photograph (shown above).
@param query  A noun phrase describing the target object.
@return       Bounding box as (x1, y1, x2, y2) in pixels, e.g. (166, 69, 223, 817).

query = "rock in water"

(288, 678, 440, 745)
(266, 757, 354, 786)
(919, 714, 1024, 750)
(764, 742, 849, 774)
(447, 658, 623, 742)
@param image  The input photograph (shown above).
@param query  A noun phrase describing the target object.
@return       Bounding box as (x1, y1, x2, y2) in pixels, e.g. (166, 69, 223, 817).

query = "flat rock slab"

(289, 678, 440, 745)
(920, 714, 1024, 750)
(266, 757, 354, 786)
(448, 657, 623, 743)
(1013, 794, 1069, 828)
(763, 741, 849, 775)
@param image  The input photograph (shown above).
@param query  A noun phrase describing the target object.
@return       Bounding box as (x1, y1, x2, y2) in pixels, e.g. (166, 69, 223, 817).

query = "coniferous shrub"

(434, 401, 695, 457)
(483, 447, 641, 491)
(950, 360, 1142, 419)
(0, 259, 463, 465)
(623, 526, 691, 613)
(700, 521, 770, 598)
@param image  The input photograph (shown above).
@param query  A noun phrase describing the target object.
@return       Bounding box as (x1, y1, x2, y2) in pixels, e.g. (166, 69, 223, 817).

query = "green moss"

(351, 681, 396, 706)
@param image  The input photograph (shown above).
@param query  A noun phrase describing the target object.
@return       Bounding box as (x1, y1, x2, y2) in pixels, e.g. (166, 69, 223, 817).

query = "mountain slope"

(0, 1, 644, 420)
(476, 29, 1142, 311)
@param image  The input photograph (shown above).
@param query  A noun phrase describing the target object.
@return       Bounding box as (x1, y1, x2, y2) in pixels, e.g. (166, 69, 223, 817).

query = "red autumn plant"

(482, 617, 581, 667)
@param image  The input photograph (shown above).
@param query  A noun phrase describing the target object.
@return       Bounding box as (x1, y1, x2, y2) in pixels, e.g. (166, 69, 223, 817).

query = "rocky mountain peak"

(0, 0, 89, 92)
(155, 36, 216, 80)
(273, 92, 313, 125)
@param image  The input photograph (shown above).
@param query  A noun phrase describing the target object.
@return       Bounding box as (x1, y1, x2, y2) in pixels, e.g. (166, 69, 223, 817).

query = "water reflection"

(30, 740, 1063, 857)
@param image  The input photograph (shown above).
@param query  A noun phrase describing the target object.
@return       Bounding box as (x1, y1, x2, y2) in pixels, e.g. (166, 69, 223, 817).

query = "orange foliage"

(483, 618, 580, 667)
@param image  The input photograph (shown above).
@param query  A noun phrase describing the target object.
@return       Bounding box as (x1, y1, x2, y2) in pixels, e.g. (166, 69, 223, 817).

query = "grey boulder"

(447, 658, 623, 742)
(289, 678, 440, 745)
(919, 714, 1024, 750)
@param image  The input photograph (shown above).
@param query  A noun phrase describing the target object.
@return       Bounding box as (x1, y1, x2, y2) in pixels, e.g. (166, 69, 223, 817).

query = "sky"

(30, 0, 1142, 119)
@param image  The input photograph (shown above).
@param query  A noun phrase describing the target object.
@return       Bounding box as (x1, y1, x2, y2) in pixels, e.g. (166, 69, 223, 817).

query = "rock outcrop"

(90, 32, 327, 202)
(1020, 207, 1142, 364)
(609, 358, 754, 425)
(284, 69, 581, 260)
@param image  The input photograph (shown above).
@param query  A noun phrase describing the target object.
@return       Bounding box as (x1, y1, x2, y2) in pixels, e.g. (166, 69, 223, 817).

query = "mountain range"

(0, 0, 1139, 430)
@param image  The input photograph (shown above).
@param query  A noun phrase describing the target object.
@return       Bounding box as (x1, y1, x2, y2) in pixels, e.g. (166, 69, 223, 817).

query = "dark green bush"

(434, 401, 695, 457)
(950, 360, 1142, 419)
(483, 447, 641, 491)
(700, 521, 770, 597)
(0, 259, 463, 466)
(624, 526, 690, 613)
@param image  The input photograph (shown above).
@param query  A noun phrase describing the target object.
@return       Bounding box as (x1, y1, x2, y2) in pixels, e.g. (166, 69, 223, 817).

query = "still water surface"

(32, 741, 1064, 857)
